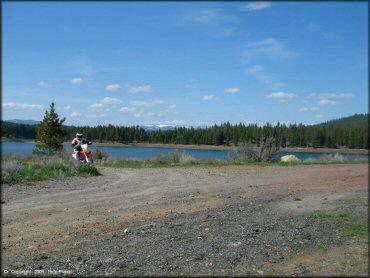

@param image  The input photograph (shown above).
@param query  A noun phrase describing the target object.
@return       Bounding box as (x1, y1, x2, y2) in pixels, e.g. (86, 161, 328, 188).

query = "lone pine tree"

(34, 102, 66, 155)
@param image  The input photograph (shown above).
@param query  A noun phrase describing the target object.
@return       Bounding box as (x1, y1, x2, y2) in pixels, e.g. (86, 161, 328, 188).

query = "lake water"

(1, 141, 368, 161)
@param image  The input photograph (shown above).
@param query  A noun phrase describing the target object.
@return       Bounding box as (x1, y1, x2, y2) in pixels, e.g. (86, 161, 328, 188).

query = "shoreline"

(2, 139, 368, 154)
(68, 141, 370, 154)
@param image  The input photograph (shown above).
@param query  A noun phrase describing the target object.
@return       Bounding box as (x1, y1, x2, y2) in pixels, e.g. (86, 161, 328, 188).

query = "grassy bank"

(2, 150, 367, 184)
(2, 155, 100, 184)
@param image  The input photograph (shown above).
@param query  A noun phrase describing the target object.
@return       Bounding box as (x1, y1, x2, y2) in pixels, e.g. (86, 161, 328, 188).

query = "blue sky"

(3, 1, 368, 127)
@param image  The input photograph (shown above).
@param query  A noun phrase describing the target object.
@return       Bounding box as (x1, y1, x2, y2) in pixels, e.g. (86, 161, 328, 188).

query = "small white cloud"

(242, 2, 272, 11)
(71, 112, 82, 117)
(307, 92, 355, 100)
(106, 84, 121, 92)
(203, 95, 215, 101)
(266, 92, 296, 101)
(128, 85, 152, 93)
(100, 97, 123, 105)
(3, 102, 44, 110)
(37, 81, 46, 87)
(120, 107, 137, 114)
(71, 78, 84, 85)
(130, 99, 164, 107)
(133, 113, 141, 118)
(225, 87, 240, 94)
(147, 110, 169, 117)
(299, 106, 319, 112)
(248, 64, 274, 83)
(318, 99, 337, 105)
(318, 93, 355, 99)
(90, 103, 104, 109)
(168, 104, 177, 109)
(315, 114, 324, 118)
(306, 93, 317, 99)
(242, 38, 296, 64)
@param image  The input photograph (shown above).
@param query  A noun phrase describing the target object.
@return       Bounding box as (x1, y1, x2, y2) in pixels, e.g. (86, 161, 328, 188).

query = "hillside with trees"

(2, 114, 369, 149)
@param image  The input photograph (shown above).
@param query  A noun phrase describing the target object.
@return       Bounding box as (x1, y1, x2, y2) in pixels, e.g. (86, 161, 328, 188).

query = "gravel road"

(2, 164, 368, 276)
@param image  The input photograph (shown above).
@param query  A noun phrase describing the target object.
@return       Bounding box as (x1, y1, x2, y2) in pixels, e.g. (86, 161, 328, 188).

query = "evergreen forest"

(2, 114, 369, 149)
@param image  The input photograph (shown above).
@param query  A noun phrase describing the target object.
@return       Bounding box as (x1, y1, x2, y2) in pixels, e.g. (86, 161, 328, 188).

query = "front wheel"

(86, 157, 94, 164)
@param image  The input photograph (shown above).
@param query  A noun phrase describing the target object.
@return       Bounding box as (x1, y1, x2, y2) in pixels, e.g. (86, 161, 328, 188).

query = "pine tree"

(33, 103, 66, 155)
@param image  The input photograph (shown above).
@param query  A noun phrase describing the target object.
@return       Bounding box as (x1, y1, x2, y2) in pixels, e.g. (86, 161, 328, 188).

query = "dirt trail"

(2, 164, 368, 276)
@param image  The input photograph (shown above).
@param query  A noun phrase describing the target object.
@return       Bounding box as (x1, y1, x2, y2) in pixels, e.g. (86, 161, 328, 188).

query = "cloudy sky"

(3, 2, 368, 126)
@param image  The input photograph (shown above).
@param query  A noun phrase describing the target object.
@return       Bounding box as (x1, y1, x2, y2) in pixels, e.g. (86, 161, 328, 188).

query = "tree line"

(2, 114, 369, 149)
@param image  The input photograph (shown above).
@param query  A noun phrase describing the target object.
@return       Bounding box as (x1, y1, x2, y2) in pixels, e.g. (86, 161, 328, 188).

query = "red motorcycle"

(72, 143, 93, 164)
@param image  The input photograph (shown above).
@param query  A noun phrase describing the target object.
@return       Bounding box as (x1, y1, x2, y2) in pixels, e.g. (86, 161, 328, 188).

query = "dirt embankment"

(2, 164, 368, 276)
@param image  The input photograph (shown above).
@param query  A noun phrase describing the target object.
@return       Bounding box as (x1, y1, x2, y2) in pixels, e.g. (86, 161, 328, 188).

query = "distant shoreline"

(70, 141, 370, 154)
(2, 138, 368, 154)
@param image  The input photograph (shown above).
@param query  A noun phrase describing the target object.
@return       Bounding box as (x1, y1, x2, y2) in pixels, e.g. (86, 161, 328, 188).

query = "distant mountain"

(316, 113, 368, 129)
(141, 125, 178, 131)
(6, 119, 40, 125)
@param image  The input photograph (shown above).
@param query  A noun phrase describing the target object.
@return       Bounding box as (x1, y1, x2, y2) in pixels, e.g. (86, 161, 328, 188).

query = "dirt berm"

(2, 164, 368, 276)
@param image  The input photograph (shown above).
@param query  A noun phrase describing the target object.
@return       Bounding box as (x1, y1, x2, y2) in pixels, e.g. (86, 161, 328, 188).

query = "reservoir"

(1, 141, 368, 161)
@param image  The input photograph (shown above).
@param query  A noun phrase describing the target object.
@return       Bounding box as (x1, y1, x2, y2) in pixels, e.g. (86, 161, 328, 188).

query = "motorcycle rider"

(71, 133, 92, 159)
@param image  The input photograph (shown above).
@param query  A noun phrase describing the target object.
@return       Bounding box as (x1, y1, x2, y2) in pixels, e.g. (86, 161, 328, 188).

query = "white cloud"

(128, 85, 152, 94)
(194, 9, 220, 25)
(168, 104, 177, 109)
(225, 87, 240, 94)
(89, 97, 122, 110)
(192, 9, 236, 26)
(70, 112, 82, 117)
(317, 93, 355, 99)
(100, 97, 123, 105)
(242, 2, 272, 11)
(307, 92, 355, 100)
(242, 38, 296, 63)
(3, 102, 44, 110)
(37, 81, 46, 87)
(203, 95, 215, 101)
(133, 113, 141, 118)
(266, 92, 296, 101)
(90, 103, 104, 109)
(306, 93, 317, 99)
(299, 106, 319, 112)
(106, 84, 121, 92)
(315, 114, 324, 118)
(130, 99, 164, 107)
(318, 99, 337, 105)
(71, 78, 84, 85)
(120, 107, 137, 114)
(248, 64, 274, 83)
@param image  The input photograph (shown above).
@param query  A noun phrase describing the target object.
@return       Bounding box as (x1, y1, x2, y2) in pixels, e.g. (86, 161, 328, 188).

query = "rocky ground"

(2, 164, 368, 276)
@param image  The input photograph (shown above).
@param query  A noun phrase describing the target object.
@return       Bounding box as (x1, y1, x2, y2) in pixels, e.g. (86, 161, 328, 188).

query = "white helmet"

(76, 133, 83, 139)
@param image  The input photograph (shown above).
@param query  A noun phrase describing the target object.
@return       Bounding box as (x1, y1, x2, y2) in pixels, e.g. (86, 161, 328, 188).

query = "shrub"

(1, 160, 26, 184)
(228, 137, 280, 162)
(93, 149, 108, 162)
(76, 164, 100, 176)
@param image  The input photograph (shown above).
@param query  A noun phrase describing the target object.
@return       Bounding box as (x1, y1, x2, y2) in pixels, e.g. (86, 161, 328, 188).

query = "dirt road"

(2, 164, 368, 276)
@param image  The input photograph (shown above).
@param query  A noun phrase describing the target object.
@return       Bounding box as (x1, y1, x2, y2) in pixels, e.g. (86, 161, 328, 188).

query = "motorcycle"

(72, 142, 94, 164)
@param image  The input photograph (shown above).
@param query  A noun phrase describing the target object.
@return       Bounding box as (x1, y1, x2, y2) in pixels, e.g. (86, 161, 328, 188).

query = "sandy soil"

(1, 164, 368, 276)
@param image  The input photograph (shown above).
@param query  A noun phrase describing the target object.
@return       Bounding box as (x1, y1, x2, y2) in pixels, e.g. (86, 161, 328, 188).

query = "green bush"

(1, 156, 100, 184)
(76, 164, 100, 176)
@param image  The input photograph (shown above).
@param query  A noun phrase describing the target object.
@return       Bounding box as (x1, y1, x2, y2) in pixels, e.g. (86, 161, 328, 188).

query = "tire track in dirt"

(2, 164, 368, 269)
